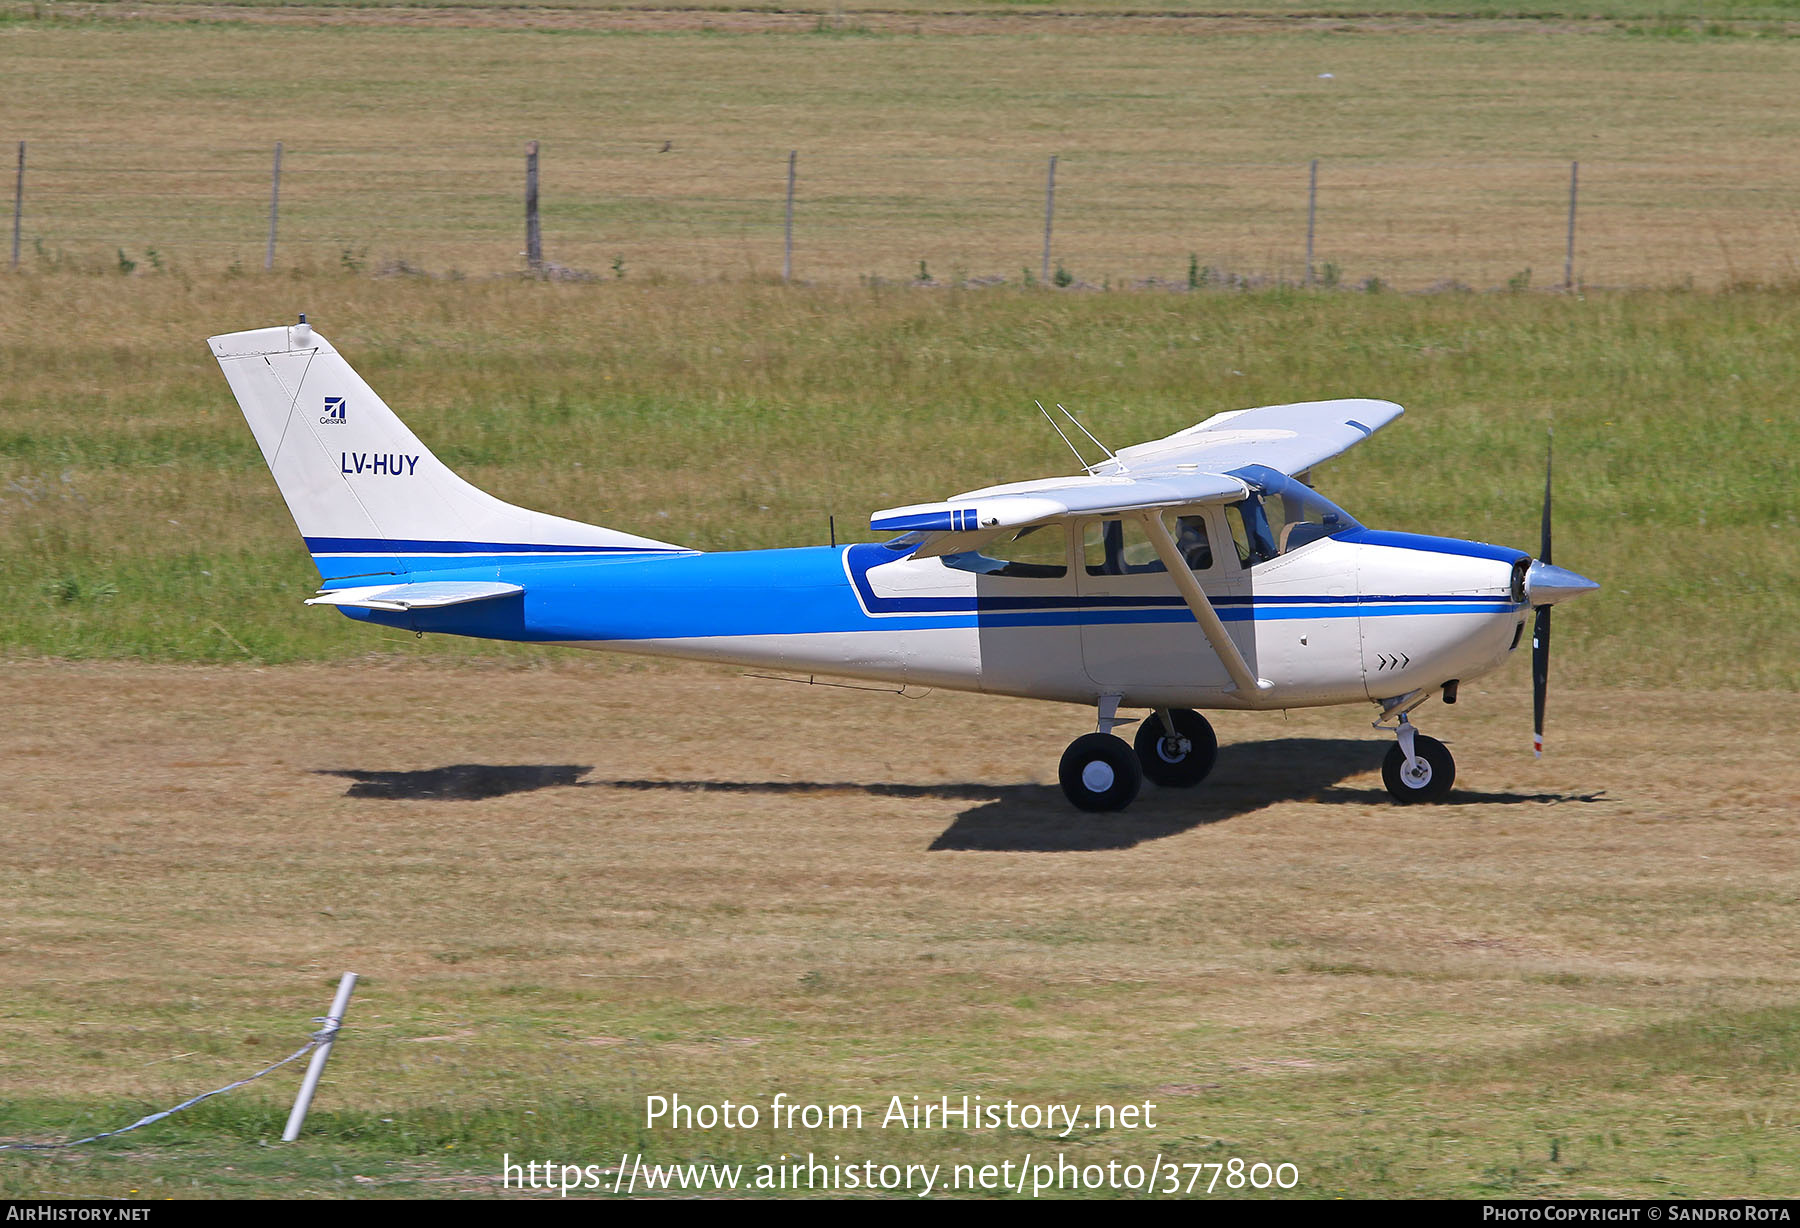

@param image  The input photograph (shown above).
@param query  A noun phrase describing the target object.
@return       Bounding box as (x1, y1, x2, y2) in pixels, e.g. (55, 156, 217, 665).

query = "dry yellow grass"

(6, 12, 1800, 287)
(3, 658, 1797, 1195)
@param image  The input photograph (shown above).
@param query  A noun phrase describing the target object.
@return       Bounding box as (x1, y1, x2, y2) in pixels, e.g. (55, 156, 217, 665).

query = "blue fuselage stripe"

(328, 542, 1520, 643)
(1335, 528, 1530, 565)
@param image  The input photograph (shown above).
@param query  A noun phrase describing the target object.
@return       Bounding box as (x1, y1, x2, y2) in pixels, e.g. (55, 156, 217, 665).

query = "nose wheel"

(1381, 717, 1455, 804)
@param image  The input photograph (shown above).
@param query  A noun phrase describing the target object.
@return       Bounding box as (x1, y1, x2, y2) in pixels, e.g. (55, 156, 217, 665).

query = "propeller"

(1521, 430, 1598, 756)
(1531, 431, 1553, 757)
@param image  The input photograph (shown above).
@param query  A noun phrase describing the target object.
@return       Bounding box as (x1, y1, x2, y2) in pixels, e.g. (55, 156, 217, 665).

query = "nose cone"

(1524, 560, 1600, 606)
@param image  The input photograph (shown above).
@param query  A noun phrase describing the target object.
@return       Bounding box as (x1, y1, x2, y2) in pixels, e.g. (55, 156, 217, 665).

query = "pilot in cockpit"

(1175, 516, 1213, 571)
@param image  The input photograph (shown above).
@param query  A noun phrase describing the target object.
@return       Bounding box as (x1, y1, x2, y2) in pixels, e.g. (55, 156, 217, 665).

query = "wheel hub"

(1157, 736, 1192, 763)
(1081, 761, 1116, 792)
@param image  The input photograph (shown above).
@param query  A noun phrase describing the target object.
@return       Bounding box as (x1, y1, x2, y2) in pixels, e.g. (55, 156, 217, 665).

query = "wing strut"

(1137, 512, 1273, 703)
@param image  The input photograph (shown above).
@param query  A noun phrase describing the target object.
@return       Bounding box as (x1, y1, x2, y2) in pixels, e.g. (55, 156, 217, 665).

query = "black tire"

(1382, 734, 1456, 804)
(1059, 733, 1143, 812)
(1133, 709, 1219, 788)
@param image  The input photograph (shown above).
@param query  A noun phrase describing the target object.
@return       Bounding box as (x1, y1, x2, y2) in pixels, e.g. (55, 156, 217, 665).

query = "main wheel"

(1382, 734, 1456, 804)
(1133, 709, 1218, 788)
(1059, 733, 1142, 812)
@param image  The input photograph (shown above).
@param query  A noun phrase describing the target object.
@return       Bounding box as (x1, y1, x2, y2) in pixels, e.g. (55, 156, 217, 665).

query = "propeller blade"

(1532, 604, 1551, 757)
(1532, 427, 1553, 757)
(1539, 428, 1553, 566)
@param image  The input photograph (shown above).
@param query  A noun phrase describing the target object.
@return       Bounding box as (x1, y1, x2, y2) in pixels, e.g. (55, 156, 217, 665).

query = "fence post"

(1305, 158, 1318, 286)
(1041, 154, 1057, 284)
(784, 149, 796, 283)
(265, 141, 282, 272)
(1564, 160, 1579, 291)
(525, 140, 542, 272)
(281, 972, 358, 1143)
(10, 141, 22, 271)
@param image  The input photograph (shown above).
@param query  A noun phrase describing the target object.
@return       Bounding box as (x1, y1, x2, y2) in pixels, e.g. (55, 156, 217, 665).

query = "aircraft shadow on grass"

(319, 763, 593, 801)
(319, 738, 1606, 852)
(933, 736, 1376, 851)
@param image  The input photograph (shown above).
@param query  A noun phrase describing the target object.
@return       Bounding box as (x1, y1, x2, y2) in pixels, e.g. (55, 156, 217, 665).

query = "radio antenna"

(1056, 403, 1116, 465)
(1036, 400, 1097, 472)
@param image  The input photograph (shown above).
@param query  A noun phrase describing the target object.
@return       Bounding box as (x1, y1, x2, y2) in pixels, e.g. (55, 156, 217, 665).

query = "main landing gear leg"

(1058, 695, 1142, 812)
(1381, 712, 1455, 804)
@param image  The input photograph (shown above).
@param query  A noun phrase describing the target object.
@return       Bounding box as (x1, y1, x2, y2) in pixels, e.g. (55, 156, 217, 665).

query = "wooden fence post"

(265, 142, 282, 271)
(525, 140, 542, 272)
(1305, 158, 1318, 286)
(784, 150, 796, 282)
(10, 141, 23, 271)
(1564, 160, 1579, 291)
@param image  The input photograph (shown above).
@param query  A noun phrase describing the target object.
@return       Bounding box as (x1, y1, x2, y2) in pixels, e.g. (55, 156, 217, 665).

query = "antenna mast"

(1036, 400, 1097, 472)
(1056, 403, 1116, 466)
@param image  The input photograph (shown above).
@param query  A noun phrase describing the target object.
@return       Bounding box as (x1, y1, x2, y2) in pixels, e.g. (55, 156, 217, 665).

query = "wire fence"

(8, 138, 1800, 290)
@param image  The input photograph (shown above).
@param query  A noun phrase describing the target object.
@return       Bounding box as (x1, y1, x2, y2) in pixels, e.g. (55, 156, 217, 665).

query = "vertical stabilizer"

(209, 322, 689, 580)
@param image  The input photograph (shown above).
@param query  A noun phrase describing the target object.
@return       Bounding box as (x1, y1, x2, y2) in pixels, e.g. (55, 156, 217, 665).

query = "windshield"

(1224, 466, 1361, 566)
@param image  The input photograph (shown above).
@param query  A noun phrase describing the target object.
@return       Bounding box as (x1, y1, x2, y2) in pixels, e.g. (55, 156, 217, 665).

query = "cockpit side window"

(1224, 470, 1361, 568)
(1083, 514, 1213, 576)
(1225, 499, 1279, 566)
(1223, 504, 1253, 568)
(943, 523, 1070, 578)
(1171, 514, 1213, 571)
(1083, 518, 1161, 575)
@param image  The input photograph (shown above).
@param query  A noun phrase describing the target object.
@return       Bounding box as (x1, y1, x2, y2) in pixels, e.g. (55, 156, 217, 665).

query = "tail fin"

(209, 321, 688, 581)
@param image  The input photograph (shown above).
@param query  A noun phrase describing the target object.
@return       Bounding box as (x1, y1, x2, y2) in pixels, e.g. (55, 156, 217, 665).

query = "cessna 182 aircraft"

(210, 319, 1598, 812)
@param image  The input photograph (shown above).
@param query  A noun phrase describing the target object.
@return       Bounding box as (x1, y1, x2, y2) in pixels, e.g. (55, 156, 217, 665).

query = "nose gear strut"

(1374, 700, 1456, 804)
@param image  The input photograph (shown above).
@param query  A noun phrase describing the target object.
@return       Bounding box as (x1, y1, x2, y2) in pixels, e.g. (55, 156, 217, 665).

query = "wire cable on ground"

(0, 1018, 341, 1151)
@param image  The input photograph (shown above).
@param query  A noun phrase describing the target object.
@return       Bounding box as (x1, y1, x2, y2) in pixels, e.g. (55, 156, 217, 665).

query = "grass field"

(6, 7, 1800, 286)
(3, 0, 1799, 1201)
(1, 662, 1797, 1198)
(3, 276, 1798, 687)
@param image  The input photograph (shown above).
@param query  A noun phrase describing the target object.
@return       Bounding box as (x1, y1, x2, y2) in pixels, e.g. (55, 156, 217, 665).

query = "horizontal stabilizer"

(305, 581, 524, 612)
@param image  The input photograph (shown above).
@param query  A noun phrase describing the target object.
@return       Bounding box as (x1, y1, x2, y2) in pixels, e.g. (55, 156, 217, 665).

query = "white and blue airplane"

(210, 318, 1598, 812)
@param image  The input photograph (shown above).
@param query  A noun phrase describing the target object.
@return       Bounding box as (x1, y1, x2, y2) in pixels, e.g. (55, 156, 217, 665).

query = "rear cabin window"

(943, 523, 1069, 578)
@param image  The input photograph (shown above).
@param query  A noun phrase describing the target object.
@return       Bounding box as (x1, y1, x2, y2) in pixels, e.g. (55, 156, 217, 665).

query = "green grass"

(4, 1002, 1795, 1197)
(2, 275, 1797, 686)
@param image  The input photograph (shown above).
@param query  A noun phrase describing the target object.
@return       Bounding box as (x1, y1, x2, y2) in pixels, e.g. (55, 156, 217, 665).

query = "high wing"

(870, 398, 1402, 557)
(1102, 397, 1403, 476)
